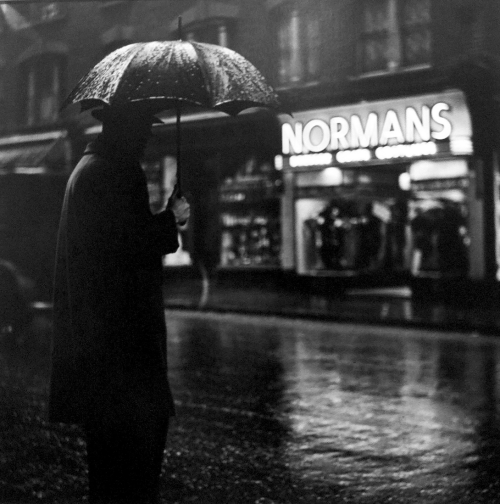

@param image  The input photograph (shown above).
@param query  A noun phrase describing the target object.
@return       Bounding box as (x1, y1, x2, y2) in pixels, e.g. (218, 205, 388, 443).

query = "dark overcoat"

(49, 137, 178, 425)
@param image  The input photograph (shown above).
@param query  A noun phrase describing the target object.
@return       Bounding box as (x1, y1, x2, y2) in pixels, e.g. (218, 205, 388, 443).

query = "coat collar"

(84, 135, 143, 165)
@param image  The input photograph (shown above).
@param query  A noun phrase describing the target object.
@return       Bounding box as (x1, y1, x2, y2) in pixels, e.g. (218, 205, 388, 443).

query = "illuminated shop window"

(19, 55, 66, 126)
(295, 173, 410, 275)
(359, 0, 431, 74)
(219, 155, 282, 268)
(271, 4, 321, 86)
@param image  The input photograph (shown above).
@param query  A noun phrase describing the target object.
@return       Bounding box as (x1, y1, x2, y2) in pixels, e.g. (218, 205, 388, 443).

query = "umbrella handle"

(176, 16, 183, 196)
(176, 104, 182, 195)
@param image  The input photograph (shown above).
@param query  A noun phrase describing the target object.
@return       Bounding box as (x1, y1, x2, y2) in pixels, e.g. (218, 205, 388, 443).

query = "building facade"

(0, 0, 499, 299)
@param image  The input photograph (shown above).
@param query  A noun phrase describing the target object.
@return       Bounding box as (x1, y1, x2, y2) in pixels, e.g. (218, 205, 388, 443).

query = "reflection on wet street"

(1, 310, 500, 503)
(167, 312, 500, 503)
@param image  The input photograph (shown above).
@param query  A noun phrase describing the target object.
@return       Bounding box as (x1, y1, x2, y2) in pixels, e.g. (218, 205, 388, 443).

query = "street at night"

(1, 310, 500, 503)
(2, 2, 500, 504)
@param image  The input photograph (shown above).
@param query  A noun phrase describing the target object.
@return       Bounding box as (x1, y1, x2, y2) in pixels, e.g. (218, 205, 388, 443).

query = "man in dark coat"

(49, 105, 190, 504)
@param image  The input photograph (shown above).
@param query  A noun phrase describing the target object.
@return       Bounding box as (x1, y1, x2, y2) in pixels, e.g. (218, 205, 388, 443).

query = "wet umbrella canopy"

(61, 40, 280, 115)
(62, 39, 280, 187)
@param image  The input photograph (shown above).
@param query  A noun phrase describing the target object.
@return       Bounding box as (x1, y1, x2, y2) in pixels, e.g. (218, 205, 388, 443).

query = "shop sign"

(279, 90, 473, 167)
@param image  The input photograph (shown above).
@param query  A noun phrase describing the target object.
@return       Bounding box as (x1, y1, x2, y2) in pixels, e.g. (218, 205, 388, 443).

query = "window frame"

(400, 0, 432, 68)
(357, 0, 432, 77)
(28, 2, 67, 25)
(270, 2, 322, 88)
(18, 54, 67, 127)
(182, 18, 235, 48)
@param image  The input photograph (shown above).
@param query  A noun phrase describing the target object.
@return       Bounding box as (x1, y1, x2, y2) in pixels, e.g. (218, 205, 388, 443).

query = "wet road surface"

(1, 310, 500, 503)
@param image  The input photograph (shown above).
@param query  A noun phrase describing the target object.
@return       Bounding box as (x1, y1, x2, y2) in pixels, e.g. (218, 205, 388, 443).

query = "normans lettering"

(282, 102, 452, 155)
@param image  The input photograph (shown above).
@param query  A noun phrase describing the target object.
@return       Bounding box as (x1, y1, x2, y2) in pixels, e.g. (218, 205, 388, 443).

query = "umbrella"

(61, 32, 281, 191)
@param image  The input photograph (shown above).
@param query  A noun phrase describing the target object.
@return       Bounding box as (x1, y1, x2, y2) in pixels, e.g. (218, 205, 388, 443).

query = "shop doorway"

(408, 158, 470, 278)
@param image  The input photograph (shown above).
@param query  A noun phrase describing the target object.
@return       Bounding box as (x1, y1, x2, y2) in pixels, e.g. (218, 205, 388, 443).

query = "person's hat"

(91, 105, 164, 124)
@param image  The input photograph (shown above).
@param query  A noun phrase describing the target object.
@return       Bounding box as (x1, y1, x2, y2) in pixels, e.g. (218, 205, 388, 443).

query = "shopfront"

(84, 109, 282, 281)
(218, 152, 282, 269)
(143, 109, 282, 276)
(277, 90, 475, 283)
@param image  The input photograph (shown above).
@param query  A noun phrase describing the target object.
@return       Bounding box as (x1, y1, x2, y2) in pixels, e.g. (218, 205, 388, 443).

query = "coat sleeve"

(118, 165, 179, 267)
(72, 157, 179, 271)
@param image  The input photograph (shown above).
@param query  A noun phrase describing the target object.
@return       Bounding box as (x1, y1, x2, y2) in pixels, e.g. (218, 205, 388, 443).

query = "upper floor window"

(401, 0, 432, 66)
(359, 0, 431, 74)
(100, 25, 135, 57)
(271, 5, 321, 87)
(19, 55, 66, 126)
(174, 1, 238, 48)
(0, 2, 65, 29)
(184, 21, 233, 47)
(29, 2, 66, 24)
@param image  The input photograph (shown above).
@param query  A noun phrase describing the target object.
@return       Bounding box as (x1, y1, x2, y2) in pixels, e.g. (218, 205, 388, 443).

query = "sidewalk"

(162, 278, 500, 336)
(31, 277, 500, 336)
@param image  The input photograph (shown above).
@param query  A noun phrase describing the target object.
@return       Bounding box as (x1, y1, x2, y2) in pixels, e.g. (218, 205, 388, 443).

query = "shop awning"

(0, 131, 71, 174)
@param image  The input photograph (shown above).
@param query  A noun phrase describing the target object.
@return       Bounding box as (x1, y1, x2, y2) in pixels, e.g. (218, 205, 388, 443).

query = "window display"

(410, 192, 469, 276)
(219, 156, 281, 268)
(220, 212, 280, 267)
(280, 90, 474, 281)
(297, 196, 408, 274)
(409, 159, 470, 277)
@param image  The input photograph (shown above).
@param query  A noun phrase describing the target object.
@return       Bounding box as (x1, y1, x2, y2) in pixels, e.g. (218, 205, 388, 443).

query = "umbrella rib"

(110, 43, 149, 106)
(189, 42, 214, 104)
